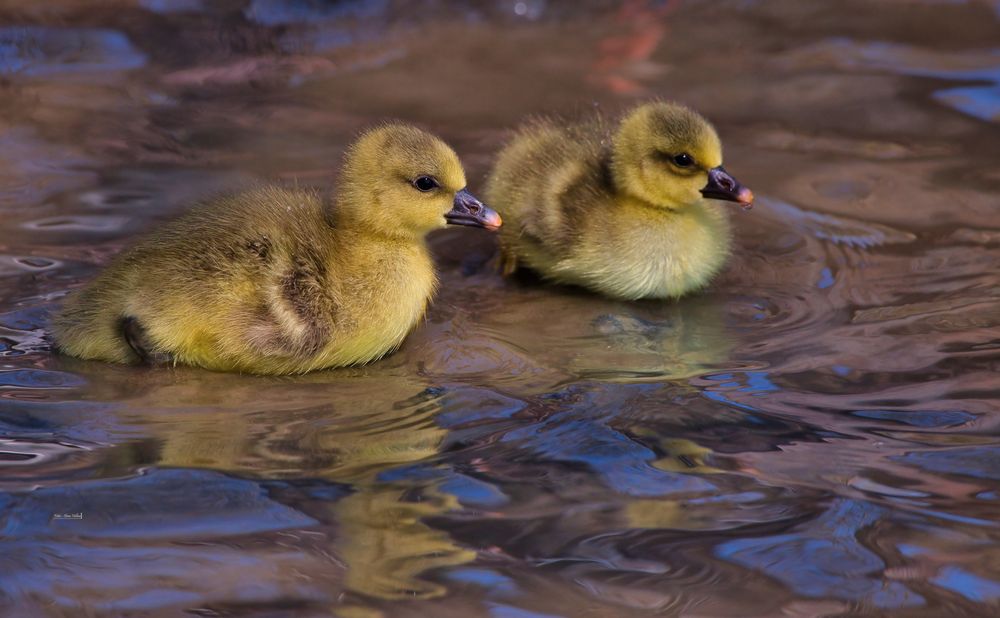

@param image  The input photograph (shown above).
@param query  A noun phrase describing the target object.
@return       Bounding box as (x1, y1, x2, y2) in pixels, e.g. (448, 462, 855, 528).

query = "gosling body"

(486, 102, 753, 300)
(53, 125, 500, 374)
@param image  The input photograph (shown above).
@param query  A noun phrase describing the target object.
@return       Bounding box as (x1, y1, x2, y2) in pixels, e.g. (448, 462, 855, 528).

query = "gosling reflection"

(484, 291, 734, 382)
(336, 486, 475, 599)
(88, 372, 474, 601)
(621, 435, 724, 530)
(269, 386, 476, 599)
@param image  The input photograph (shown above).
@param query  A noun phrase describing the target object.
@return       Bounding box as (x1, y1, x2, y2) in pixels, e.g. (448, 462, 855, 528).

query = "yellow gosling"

(486, 101, 752, 300)
(52, 124, 501, 374)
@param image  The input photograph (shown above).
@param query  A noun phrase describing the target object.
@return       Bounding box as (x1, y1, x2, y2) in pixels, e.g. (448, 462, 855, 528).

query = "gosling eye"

(413, 176, 440, 192)
(673, 153, 695, 168)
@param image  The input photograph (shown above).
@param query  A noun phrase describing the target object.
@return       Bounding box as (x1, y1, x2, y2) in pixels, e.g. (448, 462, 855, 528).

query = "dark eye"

(413, 176, 439, 192)
(673, 153, 694, 168)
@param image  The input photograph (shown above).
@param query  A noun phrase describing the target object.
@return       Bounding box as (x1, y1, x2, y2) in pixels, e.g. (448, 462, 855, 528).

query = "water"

(1, 1, 999, 615)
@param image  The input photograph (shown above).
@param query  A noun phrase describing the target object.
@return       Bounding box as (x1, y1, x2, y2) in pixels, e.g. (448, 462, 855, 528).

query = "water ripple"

(764, 198, 917, 248)
(0, 369, 84, 389)
(0, 27, 145, 77)
(717, 499, 925, 608)
(1, 468, 316, 539)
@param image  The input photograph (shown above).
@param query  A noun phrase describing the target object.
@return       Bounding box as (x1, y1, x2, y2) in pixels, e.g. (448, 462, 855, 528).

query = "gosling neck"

(604, 164, 683, 217)
(329, 191, 428, 245)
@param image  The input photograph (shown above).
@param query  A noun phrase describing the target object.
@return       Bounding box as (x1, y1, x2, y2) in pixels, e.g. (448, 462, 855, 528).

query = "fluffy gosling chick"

(485, 101, 752, 300)
(52, 124, 501, 374)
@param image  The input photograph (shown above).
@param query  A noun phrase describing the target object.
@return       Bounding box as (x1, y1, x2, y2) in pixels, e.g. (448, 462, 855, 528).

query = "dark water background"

(1, 1, 999, 616)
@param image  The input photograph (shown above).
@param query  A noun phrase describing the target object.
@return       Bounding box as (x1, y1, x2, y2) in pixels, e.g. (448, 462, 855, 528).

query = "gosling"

(485, 101, 752, 300)
(52, 124, 501, 374)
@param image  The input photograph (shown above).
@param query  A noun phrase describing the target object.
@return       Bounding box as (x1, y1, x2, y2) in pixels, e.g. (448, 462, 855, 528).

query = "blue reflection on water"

(1, 469, 316, 539)
(439, 474, 510, 508)
(0, 400, 126, 446)
(831, 365, 850, 376)
(897, 543, 926, 558)
(447, 568, 518, 594)
(745, 371, 779, 393)
(701, 370, 779, 422)
(935, 79, 1000, 122)
(932, 566, 1000, 602)
(139, 0, 204, 13)
(0, 369, 85, 389)
(0, 305, 49, 331)
(245, 0, 390, 26)
(261, 479, 351, 502)
(817, 267, 835, 289)
(897, 446, 1000, 481)
(847, 40, 1000, 122)
(1, 540, 326, 611)
(376, 464, 510, 508)
(437, 387, 527, 428)
(703, 371, 778, 394)
(853, 408, 976, 428)
(0, 27, 145, 76)
(489, 604, 564, 618)
(703, 389, 760, 414)
(0, 469, 323, 609)
(99, 589, 205, 612)
(502, 413, 714, 496)
(908, 507, 996, 528)
(716, 499, 924, 607)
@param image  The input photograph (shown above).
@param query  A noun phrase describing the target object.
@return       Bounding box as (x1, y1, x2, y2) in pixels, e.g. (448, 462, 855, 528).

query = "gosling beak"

(701, 166, 754, 210)
(446, 189, 502, 231)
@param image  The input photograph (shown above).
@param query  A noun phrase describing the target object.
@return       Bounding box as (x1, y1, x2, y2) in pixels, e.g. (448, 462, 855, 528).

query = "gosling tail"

(121, 316, 174, 366)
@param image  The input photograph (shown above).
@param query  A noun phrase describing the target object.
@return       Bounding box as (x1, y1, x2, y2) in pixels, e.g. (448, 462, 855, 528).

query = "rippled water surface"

(2, 1, 999, 616)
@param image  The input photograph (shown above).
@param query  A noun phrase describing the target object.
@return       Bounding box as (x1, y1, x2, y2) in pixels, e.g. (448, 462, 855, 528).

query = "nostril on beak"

(469, 204, 482, 215)
(719, 177, 734, 191)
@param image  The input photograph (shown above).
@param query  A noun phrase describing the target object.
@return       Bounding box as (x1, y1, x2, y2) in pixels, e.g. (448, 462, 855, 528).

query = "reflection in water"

(1, 0, 1000, 616)
(336, 487, 474, 600)
(588, 0, 678, 94)
(122, 375, 476, 602)
(718, 499, 924, 608)
(0, 26, 146, 76)
(0, 372, 481, 609)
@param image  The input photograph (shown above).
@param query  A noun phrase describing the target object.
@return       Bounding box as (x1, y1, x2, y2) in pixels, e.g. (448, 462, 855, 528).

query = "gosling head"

(611, 102, 754, 211)
(338, 123, 501, 238)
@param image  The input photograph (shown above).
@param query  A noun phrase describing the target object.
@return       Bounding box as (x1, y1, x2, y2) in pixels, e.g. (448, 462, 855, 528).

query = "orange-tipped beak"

(701, 166, 754, 210)
(446, 189, 502, 231)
